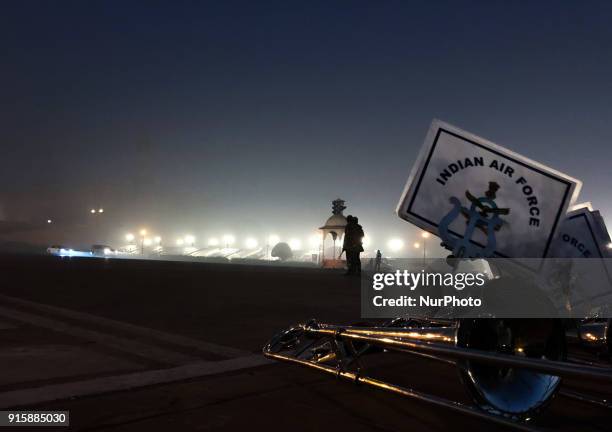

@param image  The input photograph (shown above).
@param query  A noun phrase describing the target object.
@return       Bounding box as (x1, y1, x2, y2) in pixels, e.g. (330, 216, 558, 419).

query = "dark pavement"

(0, 255, 609, 431)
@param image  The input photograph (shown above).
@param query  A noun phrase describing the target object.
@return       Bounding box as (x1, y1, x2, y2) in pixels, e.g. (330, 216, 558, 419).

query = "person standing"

(342, 215, 364, 275)
(375, 249, 382, 272)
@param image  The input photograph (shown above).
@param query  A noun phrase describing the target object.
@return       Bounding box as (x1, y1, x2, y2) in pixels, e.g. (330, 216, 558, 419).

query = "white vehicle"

(46, 245, 74, 256)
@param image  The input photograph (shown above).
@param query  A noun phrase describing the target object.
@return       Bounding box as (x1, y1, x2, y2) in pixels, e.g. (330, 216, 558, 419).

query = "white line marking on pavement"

(0, 354, 273, 409)
(0, 306, 200, 366)
(0, 294, 250, 358)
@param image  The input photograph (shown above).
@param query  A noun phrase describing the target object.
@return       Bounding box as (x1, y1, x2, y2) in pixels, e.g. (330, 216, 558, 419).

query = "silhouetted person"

(342, 215, 364, 275)
(375, 249, 382, 272)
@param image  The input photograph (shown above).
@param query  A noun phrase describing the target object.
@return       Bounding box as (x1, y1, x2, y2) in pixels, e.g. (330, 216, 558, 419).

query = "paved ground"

(0, 255, 609, 431)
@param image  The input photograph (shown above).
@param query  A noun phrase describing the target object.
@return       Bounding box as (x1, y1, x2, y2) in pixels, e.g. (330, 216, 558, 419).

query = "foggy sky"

(1, 0, 611, 251)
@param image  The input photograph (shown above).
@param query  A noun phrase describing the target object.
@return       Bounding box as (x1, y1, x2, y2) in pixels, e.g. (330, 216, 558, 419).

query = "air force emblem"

(439, 182, 510, 258)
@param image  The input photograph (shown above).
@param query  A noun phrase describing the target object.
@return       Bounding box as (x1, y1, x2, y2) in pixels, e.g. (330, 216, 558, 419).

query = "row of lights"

(125, 230, 162, 247)
(387, 232, 430, 252)
(139, 232, 612, 251)
(122, 231, 435, 254)
(180, 234, 287, 249)
(48, 213, 430, 255)
(123, 233, 313, 251)
(203, 235, 317, 251)
(45, 207, 419, 253)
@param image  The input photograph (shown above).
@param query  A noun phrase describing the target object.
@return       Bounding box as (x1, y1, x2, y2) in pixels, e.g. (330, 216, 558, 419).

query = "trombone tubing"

(263, 350, 542, 432)
(304, 324, 612, 383)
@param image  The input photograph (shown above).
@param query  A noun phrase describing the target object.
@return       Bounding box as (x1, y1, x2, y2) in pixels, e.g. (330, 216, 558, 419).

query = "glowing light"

(608, 243, 612, 249)
(245, 237, 258, 249)
(143, 238, 152, 246)
(421, 232, 430, 239)
(47, 219, 52, 224)
(154, 236, 162, 244)
(267, 235, 280, 245)
(184, 235, 195, 245)
(139, 229, 147, 236)
(388, 238, 404, 252)
(289, 238, 302, 250)
(223, 234, 235, 246)
(176, 238, 184, 246)
(362, 235, 371, 247)
(103, 247, 111, 255)
(98, 208, 104, 213)
(413, 242, 420, 249)
(308, 234, 322, 248)
(126, 233, 135, 242)
(90, 209, 96, 214)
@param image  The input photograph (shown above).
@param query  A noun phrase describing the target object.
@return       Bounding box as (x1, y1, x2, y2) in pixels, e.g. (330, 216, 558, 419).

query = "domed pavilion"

(319, 198, 348, 268)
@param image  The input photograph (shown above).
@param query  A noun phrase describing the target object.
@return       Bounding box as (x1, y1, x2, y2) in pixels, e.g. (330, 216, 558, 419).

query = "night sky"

(2, 0, 611, 252)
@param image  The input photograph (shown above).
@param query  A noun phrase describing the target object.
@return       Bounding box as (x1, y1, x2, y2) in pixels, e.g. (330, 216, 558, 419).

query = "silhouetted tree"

(271, 242, 293, 261)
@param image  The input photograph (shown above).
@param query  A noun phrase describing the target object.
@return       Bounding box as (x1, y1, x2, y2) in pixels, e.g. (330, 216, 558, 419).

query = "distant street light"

(139, 229, 147, 255)
(387, 238, 404, 253)
(154, 236, 162, 244)
(208, 238, 220, 247)
(608, 243, 612, 250)
(126, 233, 135, 242)
(223, 234, 235, 248)
(90, 208, 104, 242)
(184, 235, 195, 246)
(143, 238, 152, 246)
(176, 238, 184, 246)
(47, 219, 52, 224)
(289, 238, 302, 250)
(413, 242, 420, 249)
(308, 234, 322, 248)
(245, 237, 258, 249)
(421, 232, 429, 261)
